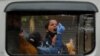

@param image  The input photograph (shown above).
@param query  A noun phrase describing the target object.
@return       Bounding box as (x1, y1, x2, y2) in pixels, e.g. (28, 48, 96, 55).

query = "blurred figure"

(38, 19, 67, 55)
(44, 19, 58, 46)
(19, 30, 38, 55)
(37, 19, 59, 55)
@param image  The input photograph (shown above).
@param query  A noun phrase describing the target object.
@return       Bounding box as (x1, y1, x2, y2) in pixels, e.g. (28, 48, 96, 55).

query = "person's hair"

(45, 19, 58, 30)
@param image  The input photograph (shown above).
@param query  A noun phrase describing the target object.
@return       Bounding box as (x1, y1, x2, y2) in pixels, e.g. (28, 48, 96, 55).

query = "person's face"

(48, 20, 57, 32)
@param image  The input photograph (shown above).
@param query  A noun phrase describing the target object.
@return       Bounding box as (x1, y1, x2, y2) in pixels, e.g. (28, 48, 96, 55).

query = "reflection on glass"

(6, 14, 95, 56)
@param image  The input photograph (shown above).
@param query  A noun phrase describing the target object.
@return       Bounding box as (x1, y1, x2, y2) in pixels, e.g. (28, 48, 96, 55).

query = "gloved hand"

(57, 23, 65, 34)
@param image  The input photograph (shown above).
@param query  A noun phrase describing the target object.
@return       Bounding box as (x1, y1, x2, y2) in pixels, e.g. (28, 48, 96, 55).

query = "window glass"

(6, 13, 95, 56)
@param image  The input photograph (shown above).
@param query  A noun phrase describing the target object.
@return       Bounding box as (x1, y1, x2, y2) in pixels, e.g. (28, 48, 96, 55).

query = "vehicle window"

(6, 12, 95, 56)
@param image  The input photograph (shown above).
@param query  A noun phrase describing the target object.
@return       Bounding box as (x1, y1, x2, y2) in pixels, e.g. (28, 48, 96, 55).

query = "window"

(5, 2, 98, 56)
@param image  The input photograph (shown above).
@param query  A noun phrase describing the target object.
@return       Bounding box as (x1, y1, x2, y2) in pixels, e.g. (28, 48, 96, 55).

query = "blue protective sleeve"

(56, 23, 65, 49)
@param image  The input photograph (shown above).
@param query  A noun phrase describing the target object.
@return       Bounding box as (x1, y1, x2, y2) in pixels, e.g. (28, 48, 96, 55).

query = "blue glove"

(57, 23, 65, 34)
